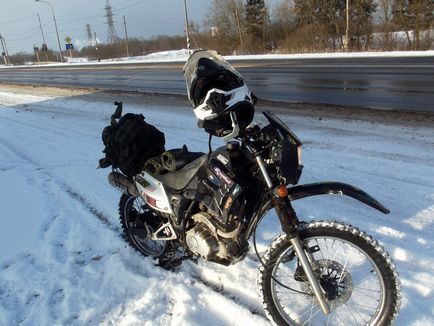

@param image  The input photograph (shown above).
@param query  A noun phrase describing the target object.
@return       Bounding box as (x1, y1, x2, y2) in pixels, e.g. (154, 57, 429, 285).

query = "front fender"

(246, 181, 389, 238)
(288, 182, 390, 214)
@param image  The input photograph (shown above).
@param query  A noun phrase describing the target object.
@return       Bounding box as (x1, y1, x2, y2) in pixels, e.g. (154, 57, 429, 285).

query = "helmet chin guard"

(193, 84, 255, 140)
(193, 84, 252, 120)
(222, 111, 240, 141)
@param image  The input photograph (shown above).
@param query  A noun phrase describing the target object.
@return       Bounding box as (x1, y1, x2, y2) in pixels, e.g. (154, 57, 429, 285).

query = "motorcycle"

(101, 50, 401, 325)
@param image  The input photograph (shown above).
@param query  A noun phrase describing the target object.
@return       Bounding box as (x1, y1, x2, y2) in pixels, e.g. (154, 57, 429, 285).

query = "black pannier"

(99, 102, 165, 177)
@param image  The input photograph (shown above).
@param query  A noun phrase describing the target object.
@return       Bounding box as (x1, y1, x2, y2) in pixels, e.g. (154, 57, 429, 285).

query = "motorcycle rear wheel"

(258, 221, 401, 326)
(119, 194, 169, 258)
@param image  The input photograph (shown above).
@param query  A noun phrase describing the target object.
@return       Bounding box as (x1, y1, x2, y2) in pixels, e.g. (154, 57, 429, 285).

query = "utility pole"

(123, 15, 130, 57)
(233, 0, 243, 48)
(94, 32, 99, 61)
(37, 14, 49, 61)
(2, 35, 10, 61)
(344, 0, 350, 51)
(35, 0, 64, 62)
(183, 0, 191, 50)
(0, 35, 7, 64)
(0, 35, 10, 64)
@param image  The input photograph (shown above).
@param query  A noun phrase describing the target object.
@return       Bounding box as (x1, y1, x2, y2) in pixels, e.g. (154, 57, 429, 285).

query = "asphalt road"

(0, 56, 433, 112)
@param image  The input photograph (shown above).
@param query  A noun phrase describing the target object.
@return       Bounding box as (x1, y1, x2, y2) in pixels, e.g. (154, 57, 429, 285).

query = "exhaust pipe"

(108, 172, 140, 197)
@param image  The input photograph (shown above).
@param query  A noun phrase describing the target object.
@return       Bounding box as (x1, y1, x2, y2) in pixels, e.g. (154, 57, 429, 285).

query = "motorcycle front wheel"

(119, 194, 169, 258)
(258, 221, 401, 326)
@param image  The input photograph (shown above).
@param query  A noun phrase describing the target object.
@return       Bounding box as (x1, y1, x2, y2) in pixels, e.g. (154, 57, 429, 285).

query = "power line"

(57, 13, 104, 24)
(60, 25, 100, 34)
(5, 30, 41, 42)
(114, 0, 148, 11)
(2, 26, 41, 37)
(126, 19, 184, 25)
(0, 14, 36, 25)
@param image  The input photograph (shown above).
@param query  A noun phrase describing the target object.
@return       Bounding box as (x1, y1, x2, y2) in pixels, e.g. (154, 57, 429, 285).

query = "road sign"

(66, 43, 74, 50)
(65, 36, 72, 43)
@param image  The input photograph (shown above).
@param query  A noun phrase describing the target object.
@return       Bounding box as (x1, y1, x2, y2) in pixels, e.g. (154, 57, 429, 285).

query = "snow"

(1, 48, 434, 68)
(0, 86, 433, 325)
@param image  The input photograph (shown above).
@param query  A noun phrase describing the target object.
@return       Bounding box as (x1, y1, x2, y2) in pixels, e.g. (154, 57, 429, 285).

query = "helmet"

(183, 50, 255, 140)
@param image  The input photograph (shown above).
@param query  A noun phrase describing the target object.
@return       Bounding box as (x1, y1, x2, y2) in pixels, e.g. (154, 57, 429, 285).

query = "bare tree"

(268, 0, 296, 51)
(394, 0, 433, 49)
(350, 0, 377, 50)
(293, 0, 346, 51)
(378, 0, 397, 49)
(272, 0, 294, 36)
(204, 0, 245, 53)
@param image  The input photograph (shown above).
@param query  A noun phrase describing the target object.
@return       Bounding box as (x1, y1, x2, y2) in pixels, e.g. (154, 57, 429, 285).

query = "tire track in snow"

(191, 274, 267, 319)
(0, 133, 269, 320)
(0, 111, 100, 148)
(0, 133, 115, 231)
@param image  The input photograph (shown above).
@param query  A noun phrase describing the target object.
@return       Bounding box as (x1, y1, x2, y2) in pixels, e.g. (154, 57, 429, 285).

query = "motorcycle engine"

(185, 212, 248, 265)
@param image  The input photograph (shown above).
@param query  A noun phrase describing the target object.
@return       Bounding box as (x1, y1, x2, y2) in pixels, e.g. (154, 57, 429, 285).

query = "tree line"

(199, 0, 433, 54)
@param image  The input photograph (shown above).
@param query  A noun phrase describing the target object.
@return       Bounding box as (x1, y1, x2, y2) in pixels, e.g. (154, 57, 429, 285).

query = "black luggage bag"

(99, 102, 165, 177)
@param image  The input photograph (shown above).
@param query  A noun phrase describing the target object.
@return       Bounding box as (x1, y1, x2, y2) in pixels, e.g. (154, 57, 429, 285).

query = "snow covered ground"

(0, 85, 433, 325)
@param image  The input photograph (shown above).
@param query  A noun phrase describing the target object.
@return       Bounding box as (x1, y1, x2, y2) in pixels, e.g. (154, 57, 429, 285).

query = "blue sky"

(0, 0, 210, 54)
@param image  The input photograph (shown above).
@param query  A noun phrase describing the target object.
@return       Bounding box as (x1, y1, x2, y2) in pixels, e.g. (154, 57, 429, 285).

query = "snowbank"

(1, 48, 433, 69)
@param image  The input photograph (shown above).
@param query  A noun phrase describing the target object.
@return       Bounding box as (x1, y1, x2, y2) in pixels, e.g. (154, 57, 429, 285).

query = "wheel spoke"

(345, 302, 369, 325)
(301, 304, 322, 325)
(352, 287, 381, 299)
(317, 238, 326, 261)
(332, 308, 348, 325)
(296, 296, 319, 322)
(349, 302, 380, 310)
(337, 253, 349, 286)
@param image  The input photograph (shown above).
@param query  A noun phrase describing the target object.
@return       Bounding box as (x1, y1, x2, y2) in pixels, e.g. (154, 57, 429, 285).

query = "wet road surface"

(0, 56, 433, 112)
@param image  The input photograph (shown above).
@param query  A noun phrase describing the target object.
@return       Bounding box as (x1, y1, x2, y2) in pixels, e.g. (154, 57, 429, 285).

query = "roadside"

(2, 83, 433, 127)
(1, 49, 433, 69)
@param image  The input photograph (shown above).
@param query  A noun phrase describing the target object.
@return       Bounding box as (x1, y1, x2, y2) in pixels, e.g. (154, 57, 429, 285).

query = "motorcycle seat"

(153, 153, 207, 190)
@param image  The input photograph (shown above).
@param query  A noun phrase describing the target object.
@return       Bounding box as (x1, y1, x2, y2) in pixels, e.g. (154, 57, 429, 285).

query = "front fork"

(255, 156, 330, 315)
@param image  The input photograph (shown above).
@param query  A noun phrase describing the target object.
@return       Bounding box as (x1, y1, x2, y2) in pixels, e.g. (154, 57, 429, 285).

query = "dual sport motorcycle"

(100, 50, 401, 325)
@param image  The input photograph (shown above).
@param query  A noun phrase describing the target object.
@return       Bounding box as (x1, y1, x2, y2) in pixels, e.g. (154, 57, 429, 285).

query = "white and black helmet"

(183, 50, 255, 141)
